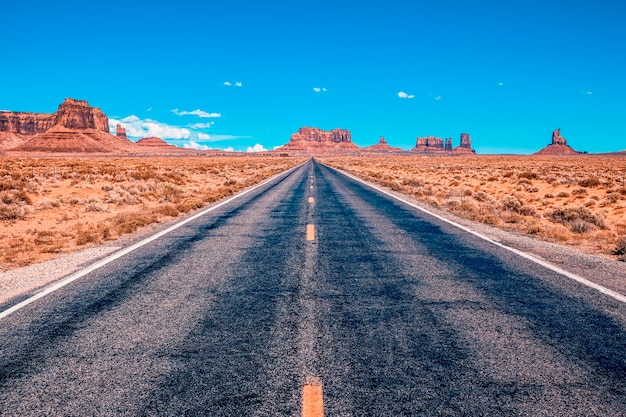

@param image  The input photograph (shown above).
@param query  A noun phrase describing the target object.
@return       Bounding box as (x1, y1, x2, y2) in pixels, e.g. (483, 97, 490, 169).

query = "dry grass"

(321, 155, 626, 260)
(0, 156, 304, 269)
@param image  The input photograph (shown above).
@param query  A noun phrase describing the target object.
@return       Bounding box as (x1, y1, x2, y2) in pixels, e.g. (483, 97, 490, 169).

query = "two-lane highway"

(1, 159, 624, 416)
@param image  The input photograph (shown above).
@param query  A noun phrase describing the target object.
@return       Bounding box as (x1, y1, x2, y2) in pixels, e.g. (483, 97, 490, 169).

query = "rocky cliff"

(0, 112, 55, 135)
(53, 98, 109, 132)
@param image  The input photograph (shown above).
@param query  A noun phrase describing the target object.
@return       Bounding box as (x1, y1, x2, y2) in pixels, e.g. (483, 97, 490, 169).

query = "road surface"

(1, 159, 624, 416)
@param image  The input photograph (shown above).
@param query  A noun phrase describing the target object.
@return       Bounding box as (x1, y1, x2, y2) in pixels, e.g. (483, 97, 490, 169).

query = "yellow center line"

(302, 377, 324, 417)
(306, 224, 315, 241)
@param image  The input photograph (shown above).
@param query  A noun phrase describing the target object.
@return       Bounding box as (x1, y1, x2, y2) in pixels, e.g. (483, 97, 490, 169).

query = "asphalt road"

(1, 159, 624, 416)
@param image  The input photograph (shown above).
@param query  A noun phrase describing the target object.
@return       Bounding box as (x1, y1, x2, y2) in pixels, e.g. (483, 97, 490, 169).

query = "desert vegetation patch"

(0, 156, 304, 269)
(321, 155, 626, 260)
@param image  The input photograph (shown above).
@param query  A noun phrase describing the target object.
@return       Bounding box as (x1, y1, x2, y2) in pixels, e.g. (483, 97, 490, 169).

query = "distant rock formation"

(116, 124, 127, 139)
(412, 133, 475, 154)
(415, 136, 445, 151)
(0, 98, 140, 153)
(136, 136, 176, 148)
(364, 136, 403, 153)
(534, 128, 581, 155)
(278, 127, 359, 154)
(551, 128, 567, 145)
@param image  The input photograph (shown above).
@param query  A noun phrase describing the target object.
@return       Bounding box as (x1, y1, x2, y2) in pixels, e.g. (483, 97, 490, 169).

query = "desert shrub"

(500, 195, 522, 212)
(34, 230, 55, 245)
(402, 178, 423, 187)
(160, 182, 184, 202)
(84, 202, 108, 212)
(543, 224, 572, 242)
(544, 193, 554, 199)
(556, 191, 570, 198)
(0, 204, 26, 220)
(76, 229, 99, 245)
(614, 236, 626, 256)
(176, 198, 204, 213)
(155, 203, 179, 217)
(570, 219, 592, 234)
(518, 171, 539, 180)
(571, 188, 588, 195)
(578, 177, 600, 187)
(112, 212, 158, 235)
(547, 206, 606, 232)
(0, 190, 32, 205)
(518, 206, 537, 217)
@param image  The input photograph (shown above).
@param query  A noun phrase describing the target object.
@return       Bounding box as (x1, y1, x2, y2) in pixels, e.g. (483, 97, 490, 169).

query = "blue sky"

(2, 0, 625, 153)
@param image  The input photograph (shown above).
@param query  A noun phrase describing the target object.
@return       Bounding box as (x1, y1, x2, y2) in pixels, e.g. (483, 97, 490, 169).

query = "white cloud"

(110, 116, 191, 140)
(189, 122, 215, 129)
(223, 147, 235, 152)
(398, 91, 415, 99)
(586, 91, 593, 95)
(246, 143, 267, 152)
(224, 81, 232, 86)
(183, 140, 212, 150)
(235, 81, 243, 87)
(434, 95, 442, 101)
(498, 82, 504, 86)
(313, 87, 328, 93)
(171, 108, 221, 118)
(197, 133, 210, 140)
(121, 115, 140, 123)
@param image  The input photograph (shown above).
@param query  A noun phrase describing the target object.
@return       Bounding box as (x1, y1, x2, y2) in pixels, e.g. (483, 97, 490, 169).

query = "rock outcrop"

(453, 133, 476, 154)
(534, 129, 580, 155)
(415, 136, 445, 150)
(0, 111, 55, 135)
(551, 128, 567, 145)
(412, 134, 475, 154)
(364, 136, 403, 153)
(0, 98, 141, 153)
(136, 136, 177, 148)
(278, 127, 359, 154)
(53, 98, 109, 132)
(116, 124, 127, 139)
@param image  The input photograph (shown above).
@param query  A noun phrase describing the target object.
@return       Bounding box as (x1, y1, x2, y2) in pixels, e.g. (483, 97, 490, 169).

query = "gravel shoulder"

(2, 168, 625, 310)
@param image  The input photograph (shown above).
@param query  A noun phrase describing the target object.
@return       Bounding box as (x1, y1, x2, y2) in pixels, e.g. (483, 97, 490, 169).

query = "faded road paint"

(302, 377, 323, 417)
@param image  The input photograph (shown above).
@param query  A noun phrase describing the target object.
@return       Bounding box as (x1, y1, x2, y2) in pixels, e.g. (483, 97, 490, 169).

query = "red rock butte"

(0, 99, 210, 155)
(277, 128, 476, 156)
(534, 129, 581, 155)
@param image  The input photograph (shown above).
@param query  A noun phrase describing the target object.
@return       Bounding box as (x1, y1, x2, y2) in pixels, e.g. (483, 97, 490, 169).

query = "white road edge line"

(0, 162, 307, 321)
(331, 164, 626, 304)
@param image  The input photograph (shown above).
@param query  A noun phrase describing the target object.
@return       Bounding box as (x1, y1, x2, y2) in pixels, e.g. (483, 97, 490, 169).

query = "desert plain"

(1, 154, 625, 275)
(321, 155, 626, 261)
(0, 156, 305, 270)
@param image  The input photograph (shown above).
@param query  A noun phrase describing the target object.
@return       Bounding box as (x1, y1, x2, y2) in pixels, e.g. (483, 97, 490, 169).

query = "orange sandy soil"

(321, 155, 626, 261)
(0, 156, 304, 270)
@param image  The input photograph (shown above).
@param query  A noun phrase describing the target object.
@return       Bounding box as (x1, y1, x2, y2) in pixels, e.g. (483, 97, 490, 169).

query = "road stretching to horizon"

(0, 159, 625, 416)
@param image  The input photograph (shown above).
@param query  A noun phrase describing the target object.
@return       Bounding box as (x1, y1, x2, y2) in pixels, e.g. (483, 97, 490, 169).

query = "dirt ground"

(0, 156, 304, 270)
(321, 155, 626, 261)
